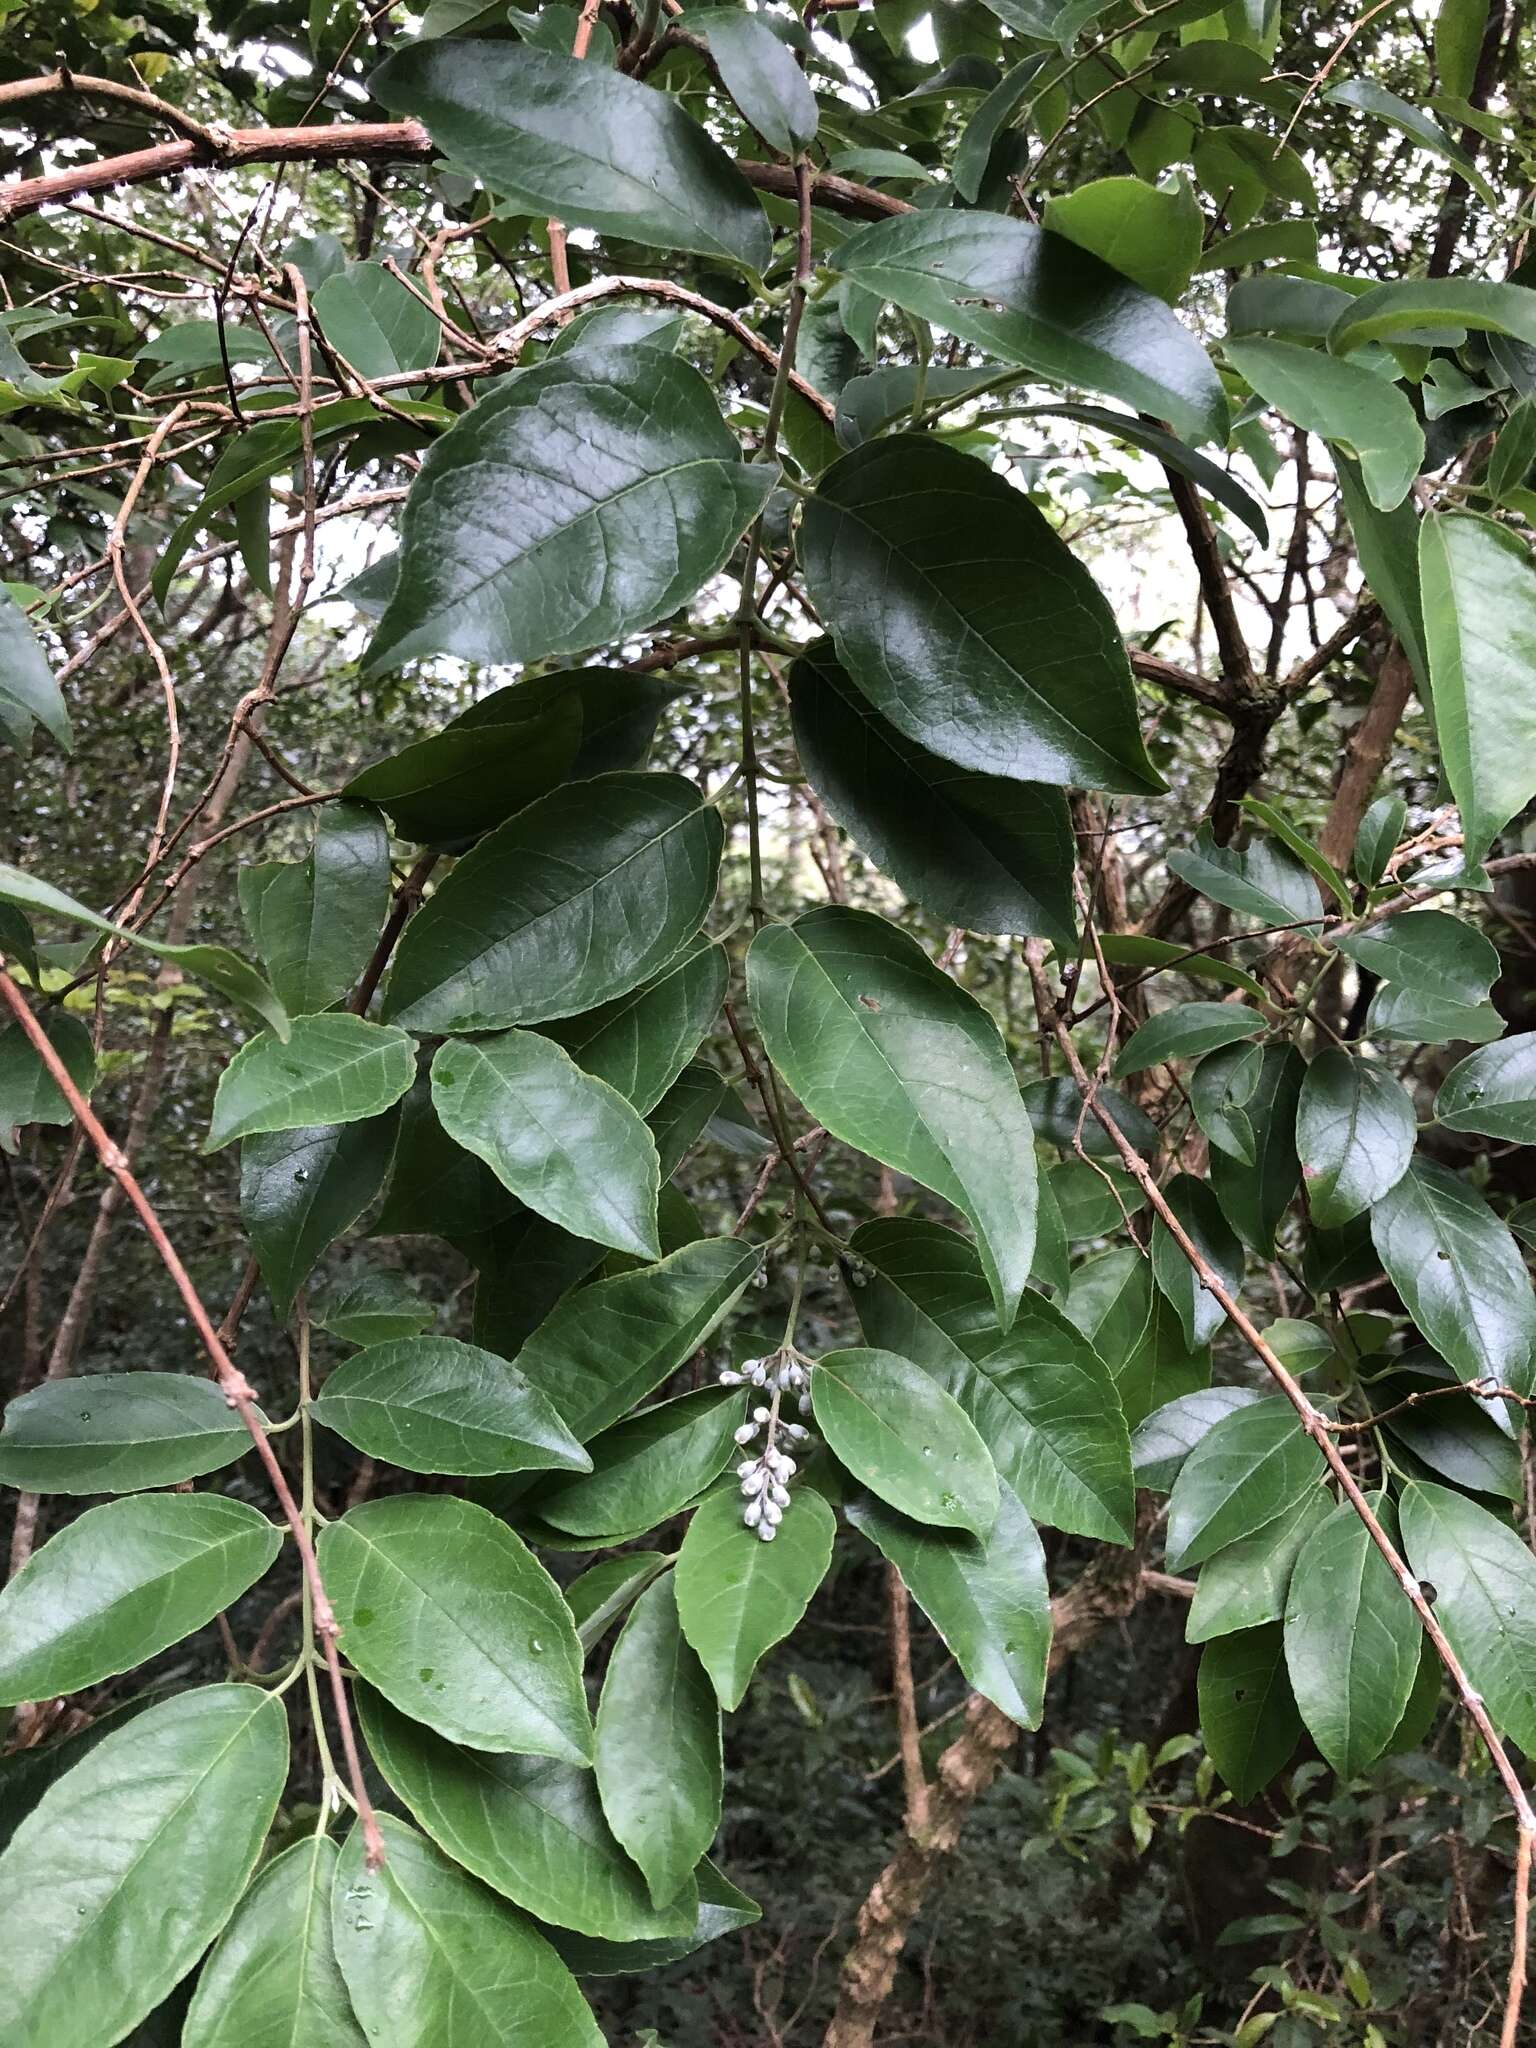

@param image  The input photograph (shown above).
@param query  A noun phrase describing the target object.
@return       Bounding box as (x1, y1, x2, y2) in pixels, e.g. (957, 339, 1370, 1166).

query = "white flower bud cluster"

(718, 1351, 814, 1540)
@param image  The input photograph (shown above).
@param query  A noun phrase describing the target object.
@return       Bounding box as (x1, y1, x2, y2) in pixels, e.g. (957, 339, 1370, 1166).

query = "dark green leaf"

(1024, 1073, 1161, 1159)
(1296, 1049, 1416, 1227)
(1436, 1033, 1536, 1139)
(371, 42, 772, 272)
(383, 773, 722, 1035)
(1437, 0, 1488, 100)
(0, 1373, 251, 1494)
(1166, 1398, 1325, 1571)
(237, 802, 390, 1016)
(1354, 794, 1407, 887)
(313, 1275, 435, 1347)
(1335, 455, 1430, 695)
(1130, 1386, 1265, 1490)
(1114, 1002, 1265, 1077)
(1488, 400, 1536, 503)
(1094, 932, 1266, 999)
(704, 11, 818, 154)
(953, 56, 1048, 204)
(373, 1077, 520, 1247)
(242, 1110, 400, 1321)
(0, 1496, 280, 1706)
(1048, 1160, 1145, 1240)
(812, 1346, 999, 1537)
(1062, 1247, 1209, 1429)
(1324, 80, 1496, 208)
(1400, 1481, 1536, 1756)
(748, 907, 1038, 1329)
(1186, 1487, 1333, 1644)
(1165, 827, 1322, 930)
(184, 1835, 364, 2048)
(1379, 1360, 1522, 1501)
(0, 1011, 94, 1139)
(543, 940, 727, 1115)
(799, 437, 1163, 796)
(0, 1687, 287, 2048)
(674, 1486, 836, 1710)
(544, 1859, 759, 1978)
(1189, 1040, 1263, 1166)
(533, 1387, 742, 1539)
(566, 1552, 669, 1651)
(0, 588, 71, 752)
(1330, 277, 1536, 357)
(1151, 1173, 1245, 1349)
(831, 213, 1228, 445)
(1230, 334, 1423, 511)
(1209, 1043, 1304, 1255)
(312, 1335, 591, 1477)
(1239, 797, 1353, 915)
(206, 1015, 414, 1152)
(1198, 1624, 1302, 1801)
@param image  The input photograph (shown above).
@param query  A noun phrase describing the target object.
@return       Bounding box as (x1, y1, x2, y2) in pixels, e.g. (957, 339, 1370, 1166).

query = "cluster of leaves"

(3, 0, 1536, 2041)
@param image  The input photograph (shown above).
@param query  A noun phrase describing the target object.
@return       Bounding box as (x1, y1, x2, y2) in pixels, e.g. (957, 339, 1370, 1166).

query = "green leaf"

(1283, 1494, 1421, 1776)
(1166, 1398, 1325, 1571)
(1151, 1173, 1245, 1349)
(313, 1275, 435, 1346)
(238, 801, 390, 1016)
(358, 1688, 699, 1941)
(799, 437, 1163, 797)
(312, 1335, 591, 1477)
(595, 1574, 722, 1911)
(1024, 1073, 1160, 1159)
(1487, 399, 1536, 503)
(0, 1496, 280, 1706)
(1062, 1246, 1209, 1430)
(543, 939, 727, 1116)
(566, 1551, 669, 1651)
(1044, 175, 1204, 304)
(851, 1217, 1136, 1542)
(1339, 907, 1501, 1042)
(184, 1835, 365, 2048)
(1324, 80, 1497, 209)
(1239, 798, 1353, 914)
(674, 1486, 836, 1710)
(1436, 1033, 1536, 1139)
(831, 213, 1228, 446)
(1048, 1159, 1145, 1240)
(542, 1859, 759, 1978)
(0, 1373, 251, 1494)
(1209, 1043, 1304, 1255)
(1330, 277, 1536, 358)
(374, 1077, 521, 1247)
(1419, 511, 1536, 865)
(532, 1386, 742, 1539)
(1295, 1049, 1416, 1228)
(1354, 794, 1407, 887)
(431, 1031, 661, 1259)
(1130, 1386, 1265, 1490)
(1189, 1040, 1263, 1165)
(501, 1237, 760, 1446)
(953, 55, 1049, 204)
(0, 903, 38, 984)
(812, 1347, 999, 1537)
(1198, 1625, 1302, 1801)
(332, 1817, 602, 2047)
(0, 1686, 287, 2048)
(704, 11, 818, 154)
(313, 259, 440, 381)
(1114, 1002, 1265, 1077)
(1165, 826, 1322, 930)
(1437, 0, 1488, 100)
(366, 345, 772, 676)
(1093, 932, 1266, 1000)
(0, 588, 70, 752)
(1186, 1486, 1333, 1644)
(0, 1010, 94, 1140)
(1379, 1360, 1523, 1501)
(849, 1477, 1051, 1726)
(788, 640, 1076, 945)
(1029, 402, 1271, 544)
(319, 1495, 591, 1761)
(206, 1015, 414, 1153)
(241, 1110, 400, 1321)
(1400, 1480, 1536, 1755)
(370, 42, 772, 272)
(383, 773, 722, 1035)
(0, 862, 289, 1040)
(1370, 1160, 1536, 1397)
(748, 907, 1038, 1330)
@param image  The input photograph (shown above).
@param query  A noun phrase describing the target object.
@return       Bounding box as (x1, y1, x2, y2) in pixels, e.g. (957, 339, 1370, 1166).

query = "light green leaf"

(0, 1686, 287, 2048)
(1339, 908, 1501, 1044)
(1114, 1002, 1265, 1077)
(313, 1275, 435, 1347)
(319, 1495, 591, 1761)
(674, 1487, 836, 1710)
(431, 1031, 661, 1259)
(0, 1373, 252, 1494)
(799, 437, 1163, 797)
(533, 1386, 742, 1539)
(206, 1015, 414, 1153)
(1198, 1624, 1302, 1801)
(543, 940, 727, 1117)
(595, 1574, 722, 1911)
(184, 1835, 365, 2048)
(1399, 1480, 1536, 1756)
(0, 1496, 280, 1706)
(1437, 0, 1488, 99)
(811, 1346, 999, 1538)
(382, 773, 722, 1035)
(1295, 1049, 1416, 1228)
(748, 907, 1038, 1330)
(1093, 932, 1266, 1000)
(313, 260, 441, 381)
(1354, 794, 1407, 887)
(1329, 277, 1536, 358)
(1044, 175, 1203, 304)
(311, 1335, 591, 1477)
(1166, 1398, 1325, 1571)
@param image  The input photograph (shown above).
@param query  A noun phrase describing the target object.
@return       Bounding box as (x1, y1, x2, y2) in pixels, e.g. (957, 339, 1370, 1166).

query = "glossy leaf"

(311, 1335, 591, 1477)
(0, 1495, 280, 1706)
(1062, 1246, 1208, 1430)
(1130, 1386, 1266, 1490)
(533, 1386, 742, 1538)
(358, 1689, 698, 1941)
(1209, 1043, 1305, 1255)
(1150, 1173, 1245, 1349)
(1370, 1160, 1536, 1397)
(811, 1346, 998, 1538)
(1436, 1033, 1536, 1139)
(595, 1574, 722, 1910)
(1340, 908, 1500, 1036)
(0, 1010, 93, 1139)
(1226, 336, 1422, 511)
(1185, 1486, 1333, 1644)
(431, 1031, 660, 1260)
(1354, 793, 1407, 887)
(1044, 175, 1203, 303)
(184, 1835, 364, 2048)
(543, 1860, 758, 1978)
(748, 907, 1038, 1330)
(382, 773, 722, 1035)
(849, 1478, 1051, 1726)
(1379, 1360, 1522, 1501)
(1165, 827, 1321, 930)
(1283, 1494, 1422, 1777)
(788, 640, 1075, 945)
(704, 11, 818, 154)
(0, 1372, 251, 1494)
(238, 802, 390, 1017)
(318, 1495, 591, 1761)
(674, 1486, 836, 1710)
(1189, 1040, 1263, 1166)
(206, 1015, 414, 1153)
(241, 1110, 400, 1321)
(0, 1686, 287, 2048)
(851, 1218, 1135, 1543)
(1419, 511, 1536, 865)
(371, 42, 771, 272)
(332, 1816, 601, 2048)
(1399, 1480, 1536, 1756)
(1329, 277, 1536, 358)
(363, 346, 773, 676)
(543, 940, 727, 1115)
(313, 259, 440, 381)
(1114, 1002, 1264, 1077)
(1295, 1049, 1416, 1228)
(799, 437, 1163, 797)
(1198, 1624, 1302, 1802)
(1166, 1398, 1325, 1571)
(831, 212, 1227, 446)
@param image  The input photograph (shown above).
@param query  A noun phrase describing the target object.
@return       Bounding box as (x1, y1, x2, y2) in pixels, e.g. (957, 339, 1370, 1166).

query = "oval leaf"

(811, 1346, 999, 1537)
(206, 1014, 414, 1153)
(1296, 1049, 1416, 1228)
(674, 1486, 836, 1710)
(184, 1835, 365, 2048)
(0, 1373, 251, 1494)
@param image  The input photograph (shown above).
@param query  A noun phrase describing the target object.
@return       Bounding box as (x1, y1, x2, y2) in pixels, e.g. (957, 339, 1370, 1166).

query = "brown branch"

(1316, 641, 1414, 872)
(886, 1566, 929, 1832)
(0, 970, 386, 1870)
(0, 68, 226, 148)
